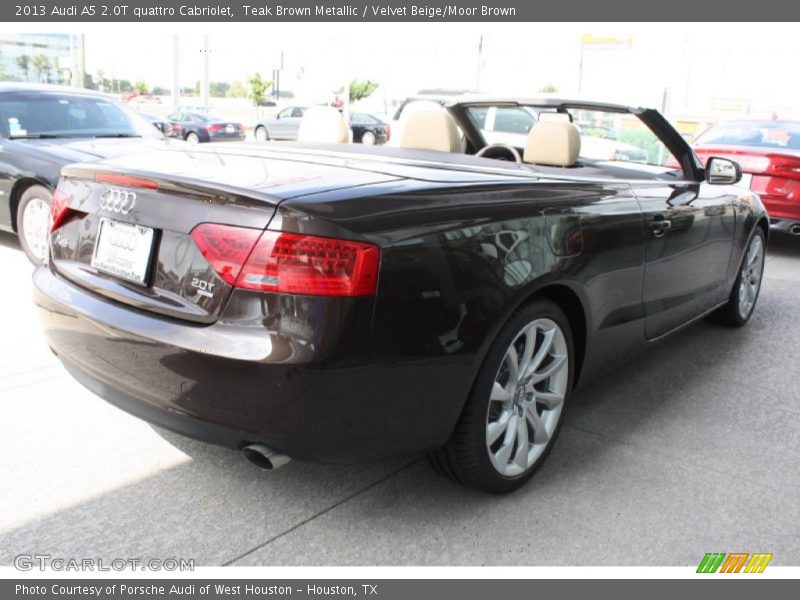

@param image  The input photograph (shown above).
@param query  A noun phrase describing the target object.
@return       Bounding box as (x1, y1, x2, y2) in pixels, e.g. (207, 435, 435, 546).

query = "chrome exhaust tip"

(790, 224, 800, 236)
(242, 444, 291, 470)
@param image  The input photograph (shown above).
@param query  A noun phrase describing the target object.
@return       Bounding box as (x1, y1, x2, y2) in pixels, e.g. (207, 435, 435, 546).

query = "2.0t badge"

(100, 188, 137, 214)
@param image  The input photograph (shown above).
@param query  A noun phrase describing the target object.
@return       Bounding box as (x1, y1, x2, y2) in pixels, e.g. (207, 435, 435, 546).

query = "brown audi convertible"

(34, 98, 767, 492)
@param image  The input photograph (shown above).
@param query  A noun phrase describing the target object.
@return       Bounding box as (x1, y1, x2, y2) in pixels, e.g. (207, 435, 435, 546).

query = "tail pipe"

(790, 223, 800, 236)
(242, 444, 291, 470)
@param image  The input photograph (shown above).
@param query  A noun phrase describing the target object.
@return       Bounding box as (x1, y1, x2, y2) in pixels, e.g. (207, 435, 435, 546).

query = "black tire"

(16, 184, 52, 265)
(255, 126, 269, 142)
(185, 132, 200, 144)
(708, 227, 766, 327)
(429, 297, 574, 493)
(361, 131, 376, 145)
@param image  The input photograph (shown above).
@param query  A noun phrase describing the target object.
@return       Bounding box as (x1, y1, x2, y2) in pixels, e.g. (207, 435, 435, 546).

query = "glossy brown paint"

(33, 144, 768, 462)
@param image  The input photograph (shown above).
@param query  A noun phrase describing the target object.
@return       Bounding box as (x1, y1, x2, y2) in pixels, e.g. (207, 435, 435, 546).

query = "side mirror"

(705, 157, 742, 185)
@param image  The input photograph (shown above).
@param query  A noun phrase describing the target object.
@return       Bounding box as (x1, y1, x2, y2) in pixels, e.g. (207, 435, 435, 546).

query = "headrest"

(538, 112, 572, 123)
(393, 104, 461, 153)
(297, 106, 349, 144)
(523, 121, 581, 167)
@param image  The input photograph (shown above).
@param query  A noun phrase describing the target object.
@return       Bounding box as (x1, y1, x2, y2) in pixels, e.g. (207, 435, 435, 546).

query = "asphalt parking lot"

(1, 230, 798, 567)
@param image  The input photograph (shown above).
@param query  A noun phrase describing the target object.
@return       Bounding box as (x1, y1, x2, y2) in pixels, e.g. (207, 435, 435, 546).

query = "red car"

(690, 119, 800, 235)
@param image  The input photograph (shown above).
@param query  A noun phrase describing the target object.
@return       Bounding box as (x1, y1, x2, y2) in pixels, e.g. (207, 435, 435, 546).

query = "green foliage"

(209, 81, 230, 97)
(538, 83, 558, 93)
(346, 79, 379, 103)
(618, 129, 664, 164)
(247, 73, 273, 106)
(134, 81, 149, 94)
(151, 86, 169, 96)
(15, 55, 31, 80)
(225, 80, 247, 98)
(31, 54, 51, 82)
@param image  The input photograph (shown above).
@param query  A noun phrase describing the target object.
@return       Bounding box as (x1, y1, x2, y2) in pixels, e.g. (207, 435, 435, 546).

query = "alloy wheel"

(21, 196, 50, 263)
(738, 234, 764, 320)
(485, 318, 569, 477)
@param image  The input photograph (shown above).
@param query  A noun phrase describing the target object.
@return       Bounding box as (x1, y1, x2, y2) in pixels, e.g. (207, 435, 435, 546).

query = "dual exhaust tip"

(242, 444, 291, 470)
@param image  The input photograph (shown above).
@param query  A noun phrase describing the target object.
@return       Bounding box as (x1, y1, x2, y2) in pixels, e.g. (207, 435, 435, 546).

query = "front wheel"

(709, 228, 766, 327)
(429, 298, 573, 493)
(185, 132, 200, 144)
(16, 184, 52, 264)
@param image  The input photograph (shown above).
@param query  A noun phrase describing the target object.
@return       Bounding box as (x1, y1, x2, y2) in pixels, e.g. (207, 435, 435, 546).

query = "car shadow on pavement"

(0, 230, 21, 251)
(0, 240, 798, 566)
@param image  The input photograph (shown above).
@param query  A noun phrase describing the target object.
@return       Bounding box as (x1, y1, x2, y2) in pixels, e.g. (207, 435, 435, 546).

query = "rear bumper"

(33, 266, 464, 462)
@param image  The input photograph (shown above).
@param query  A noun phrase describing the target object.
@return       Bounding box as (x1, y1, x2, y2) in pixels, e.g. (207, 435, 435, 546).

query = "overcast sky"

(25, 22, 800, 117)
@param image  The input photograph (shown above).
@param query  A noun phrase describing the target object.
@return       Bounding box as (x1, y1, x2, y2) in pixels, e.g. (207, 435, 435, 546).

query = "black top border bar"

(5, 0, 800, 22)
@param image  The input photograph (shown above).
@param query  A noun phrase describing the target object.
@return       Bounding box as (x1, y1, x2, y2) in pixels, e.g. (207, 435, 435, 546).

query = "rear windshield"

(0, 93, 159, 139)
(695, 120, 800, 149)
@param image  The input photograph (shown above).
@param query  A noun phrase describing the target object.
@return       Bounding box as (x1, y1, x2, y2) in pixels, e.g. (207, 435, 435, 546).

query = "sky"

(58, 22, 800, 118)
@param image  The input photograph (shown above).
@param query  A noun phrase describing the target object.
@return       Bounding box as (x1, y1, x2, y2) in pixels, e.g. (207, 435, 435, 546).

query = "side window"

(570, 108, 678, 171)
(167, 113, 180, 121)
(291, 107, 305, 118)
(493, 108, 535, 134)
(277, 108, 293, 119)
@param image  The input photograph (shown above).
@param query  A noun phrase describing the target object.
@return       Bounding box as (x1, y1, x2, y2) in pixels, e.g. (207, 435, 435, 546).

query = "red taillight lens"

(208, 124, 223, 133)
(237, 231, 380, 296)
(49, 189, 75, 232)
(190, 224, 262, 286)
(191, 224, 381, 297)
(95, 172, 158, 189)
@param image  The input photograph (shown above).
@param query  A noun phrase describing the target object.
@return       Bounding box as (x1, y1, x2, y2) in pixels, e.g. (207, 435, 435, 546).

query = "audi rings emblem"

(100, 188, 137, 214)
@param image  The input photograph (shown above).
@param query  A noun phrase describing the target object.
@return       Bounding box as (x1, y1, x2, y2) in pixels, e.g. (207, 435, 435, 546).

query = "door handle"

(650, 218, 672, 237)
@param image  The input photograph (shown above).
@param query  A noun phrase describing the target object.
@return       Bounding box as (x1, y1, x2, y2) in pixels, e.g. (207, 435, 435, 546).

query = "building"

(0, 34, 79, 85)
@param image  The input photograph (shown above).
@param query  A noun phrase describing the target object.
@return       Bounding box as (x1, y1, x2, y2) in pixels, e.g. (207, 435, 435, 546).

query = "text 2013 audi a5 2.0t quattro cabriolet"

(33, 98, 768, 493)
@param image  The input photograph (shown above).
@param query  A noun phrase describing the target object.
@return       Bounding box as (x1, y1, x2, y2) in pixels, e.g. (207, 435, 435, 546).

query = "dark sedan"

(350, 111, 389, 145)
(166, 110, 245, 144)
(0, 83, 168, 263)
(35, 97, 767, 493)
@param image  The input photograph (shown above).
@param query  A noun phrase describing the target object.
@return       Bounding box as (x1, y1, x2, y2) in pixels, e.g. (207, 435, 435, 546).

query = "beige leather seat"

(297, 106, 349, 144)
(523, 120, 581, 167)
(393, 105, 461, 153)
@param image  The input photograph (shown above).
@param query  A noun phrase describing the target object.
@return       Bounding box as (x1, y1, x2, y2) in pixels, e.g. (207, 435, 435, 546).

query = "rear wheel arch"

(535, 284, 587, 387)
(10, 177, 52, 232)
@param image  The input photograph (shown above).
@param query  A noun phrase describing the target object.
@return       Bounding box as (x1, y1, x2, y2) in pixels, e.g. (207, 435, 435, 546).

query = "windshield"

(695, 120, 800, 149)
(0, 93, 161, 139)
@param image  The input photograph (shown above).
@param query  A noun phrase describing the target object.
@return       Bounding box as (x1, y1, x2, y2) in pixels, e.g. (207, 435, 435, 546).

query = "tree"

(210, 81, 230, 97)
(346, 79, 379, 103)
(134, 80, 149, 94)
(15, 55, 31, 81)
(225, 80, 247, 98)
(31, 54, 51, 83)
(151, 86, 169, 96)
(538, 83, 558, 93)
(247, 73, 273, 106)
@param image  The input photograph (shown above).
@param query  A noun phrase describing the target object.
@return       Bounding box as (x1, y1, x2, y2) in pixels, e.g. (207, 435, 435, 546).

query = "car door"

(271, 107, 298, 140)
(635, 180, 737, 339)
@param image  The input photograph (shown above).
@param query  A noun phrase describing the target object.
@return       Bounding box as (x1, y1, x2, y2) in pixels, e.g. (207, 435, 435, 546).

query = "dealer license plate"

(91, 218, 155, 286)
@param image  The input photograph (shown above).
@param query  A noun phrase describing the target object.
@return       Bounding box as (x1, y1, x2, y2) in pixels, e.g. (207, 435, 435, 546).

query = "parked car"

(166, 110, 245, 143)
(255, 107, 390, 144)
(34, 97, 767, 493)
(689, 119, 800, 235)
(0, 83, 169, 263)
(350, 111, 390, 144)
(139, 111, 170, 135)
(254, 106, 307, 141)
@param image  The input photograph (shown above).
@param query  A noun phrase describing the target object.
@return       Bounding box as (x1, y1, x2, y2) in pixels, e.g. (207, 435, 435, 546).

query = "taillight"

(208, 124, 223, 133)
(191, 224, 381, 297)
(49, 189, 78, 232)
(190, 224, 262, 286)
(385, 124, 391, 141)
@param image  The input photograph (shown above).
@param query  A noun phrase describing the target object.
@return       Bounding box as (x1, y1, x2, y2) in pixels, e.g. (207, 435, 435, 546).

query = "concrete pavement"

(1, 230, 798, 566)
